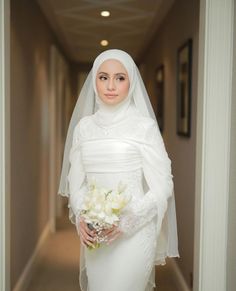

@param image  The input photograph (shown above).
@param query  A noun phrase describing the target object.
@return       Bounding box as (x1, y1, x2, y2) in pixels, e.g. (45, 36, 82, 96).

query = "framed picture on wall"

(177, 39, 192, 137)
(155, 65, 164, 132)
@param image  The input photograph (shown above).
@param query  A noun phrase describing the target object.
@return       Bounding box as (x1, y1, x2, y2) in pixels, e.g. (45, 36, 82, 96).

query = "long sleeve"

(67, 122, 88, 225)
(118, 119, 174, 236)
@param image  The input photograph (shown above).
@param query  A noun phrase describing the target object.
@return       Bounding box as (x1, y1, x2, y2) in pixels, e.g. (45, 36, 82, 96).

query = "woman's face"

(96, 59, 130, 106)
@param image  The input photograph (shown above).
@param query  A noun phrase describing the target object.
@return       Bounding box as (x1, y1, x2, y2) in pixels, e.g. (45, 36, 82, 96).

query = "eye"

(117, 76, 126, 81)
(98, 75, 107, 81)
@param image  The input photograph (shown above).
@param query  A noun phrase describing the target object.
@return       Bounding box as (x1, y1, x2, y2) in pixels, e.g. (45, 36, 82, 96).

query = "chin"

(105, 101, 119, 106)
(102, 98, 121, 105)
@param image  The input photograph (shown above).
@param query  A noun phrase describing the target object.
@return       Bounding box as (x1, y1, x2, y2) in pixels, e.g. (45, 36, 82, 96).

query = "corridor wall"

(140, 0, 199, 288)
(10, 0, 77, 289)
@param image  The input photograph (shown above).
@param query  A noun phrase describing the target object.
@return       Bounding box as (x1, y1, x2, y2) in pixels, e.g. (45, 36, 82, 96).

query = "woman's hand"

(77, 216, 96, 247)
(100, 225, 123, 245)
(76, 215, 123, 246)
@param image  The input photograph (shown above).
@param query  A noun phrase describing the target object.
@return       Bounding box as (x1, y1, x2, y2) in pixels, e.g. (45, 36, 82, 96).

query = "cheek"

(120, 82, 130, 95)
(96, 79, 102, 94)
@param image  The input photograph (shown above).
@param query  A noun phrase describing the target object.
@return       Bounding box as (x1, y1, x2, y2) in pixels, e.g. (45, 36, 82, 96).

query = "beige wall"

(10, 0, 75, 288)
(141, 0, 199, 287)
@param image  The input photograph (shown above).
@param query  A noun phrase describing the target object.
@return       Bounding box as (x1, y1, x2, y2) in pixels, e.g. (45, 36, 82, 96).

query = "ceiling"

(37, 0, 174, 64)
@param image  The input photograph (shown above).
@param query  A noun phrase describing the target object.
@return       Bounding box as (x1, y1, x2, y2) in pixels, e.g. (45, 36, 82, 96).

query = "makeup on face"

(96, 59, 130, 106)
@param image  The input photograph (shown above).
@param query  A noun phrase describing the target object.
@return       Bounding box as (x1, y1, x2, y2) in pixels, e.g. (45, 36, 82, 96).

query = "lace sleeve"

(67, 123, 87, 227)
(118, 119, 173, 236)
(118, 191, 159, 236)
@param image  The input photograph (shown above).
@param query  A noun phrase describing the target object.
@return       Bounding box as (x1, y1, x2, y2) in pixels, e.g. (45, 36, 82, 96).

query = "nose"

(107, 78, 115, 91)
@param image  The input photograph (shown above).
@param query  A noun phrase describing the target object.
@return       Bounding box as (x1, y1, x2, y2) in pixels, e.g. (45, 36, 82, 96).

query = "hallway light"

(100, 40, 109, 46)
(101, 11, 110, 17)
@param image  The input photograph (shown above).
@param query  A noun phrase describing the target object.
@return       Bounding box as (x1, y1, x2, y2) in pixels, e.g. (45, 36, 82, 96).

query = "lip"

(105, 94, 118, 96)
(104, 94, 118, 98)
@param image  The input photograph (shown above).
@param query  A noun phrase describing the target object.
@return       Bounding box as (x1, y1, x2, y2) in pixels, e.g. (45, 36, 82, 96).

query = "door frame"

(193, 0, 234, 290)
(0, 0, 10, 290)
(49, 45, 70, 232)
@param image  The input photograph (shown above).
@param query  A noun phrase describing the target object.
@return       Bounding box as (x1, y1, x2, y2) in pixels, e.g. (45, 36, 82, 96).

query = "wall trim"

(12, 222, 51, 291)
(169, 259, 190, 291)
(194, 0, 234, 290)
(0, 0, 10, 290)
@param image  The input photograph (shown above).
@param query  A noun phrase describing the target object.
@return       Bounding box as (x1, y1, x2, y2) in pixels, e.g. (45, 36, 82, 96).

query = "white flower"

(80, 180, 131, 250)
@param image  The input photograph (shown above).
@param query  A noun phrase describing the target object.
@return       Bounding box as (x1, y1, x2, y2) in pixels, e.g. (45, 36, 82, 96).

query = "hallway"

(25, 204, 177, 291)
(7, 0, 198, 290)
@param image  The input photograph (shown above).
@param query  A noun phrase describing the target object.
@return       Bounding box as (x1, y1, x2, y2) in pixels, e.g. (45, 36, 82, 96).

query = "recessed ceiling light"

(101, 11, 110, 17)
(100, 40, 109, 46)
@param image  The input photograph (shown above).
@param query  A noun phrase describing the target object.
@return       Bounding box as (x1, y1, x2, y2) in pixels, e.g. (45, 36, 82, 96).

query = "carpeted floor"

(26, 208, 178, 291)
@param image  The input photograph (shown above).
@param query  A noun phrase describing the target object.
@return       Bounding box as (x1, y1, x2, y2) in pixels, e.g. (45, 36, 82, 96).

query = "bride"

(58, 49, 179, 291)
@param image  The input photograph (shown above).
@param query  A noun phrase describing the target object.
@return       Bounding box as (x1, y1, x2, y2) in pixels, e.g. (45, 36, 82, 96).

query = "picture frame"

(177, 39, 192, 137)
(155, 65, 164, 132)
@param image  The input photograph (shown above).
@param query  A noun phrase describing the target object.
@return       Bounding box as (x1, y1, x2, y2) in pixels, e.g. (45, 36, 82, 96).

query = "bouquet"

(80, 180, 131, 250)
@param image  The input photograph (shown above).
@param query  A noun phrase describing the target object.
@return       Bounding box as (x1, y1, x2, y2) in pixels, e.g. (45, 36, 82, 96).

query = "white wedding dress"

(67, 107, 178, 291)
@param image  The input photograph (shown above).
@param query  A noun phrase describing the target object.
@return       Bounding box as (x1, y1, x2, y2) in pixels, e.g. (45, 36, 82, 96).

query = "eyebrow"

(98, 72, 127, 76)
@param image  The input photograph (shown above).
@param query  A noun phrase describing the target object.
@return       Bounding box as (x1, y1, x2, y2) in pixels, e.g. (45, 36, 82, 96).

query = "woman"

(58, 49, 179, 291)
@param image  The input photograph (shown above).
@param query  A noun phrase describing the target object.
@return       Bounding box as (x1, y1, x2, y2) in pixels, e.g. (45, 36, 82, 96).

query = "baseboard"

(13, 222, 51, 291)
(169, 259, 191, 291)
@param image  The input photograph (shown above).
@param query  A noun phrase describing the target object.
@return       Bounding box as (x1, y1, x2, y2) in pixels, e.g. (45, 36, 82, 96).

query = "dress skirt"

(84, 217, 157, 291)
(77, 169, 158, 291)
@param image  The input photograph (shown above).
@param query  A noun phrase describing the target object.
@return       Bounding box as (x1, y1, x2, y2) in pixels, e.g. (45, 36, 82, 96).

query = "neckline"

(92, 105, 140, 129)
(92, 113, 129, 129)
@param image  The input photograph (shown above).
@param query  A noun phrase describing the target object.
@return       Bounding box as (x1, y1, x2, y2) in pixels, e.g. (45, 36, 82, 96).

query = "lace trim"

(118, 192, 158, 236)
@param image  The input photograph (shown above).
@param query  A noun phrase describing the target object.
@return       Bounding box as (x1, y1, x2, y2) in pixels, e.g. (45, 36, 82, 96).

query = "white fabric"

(58, 49, 179, 291)
(58, 50, 156, 198)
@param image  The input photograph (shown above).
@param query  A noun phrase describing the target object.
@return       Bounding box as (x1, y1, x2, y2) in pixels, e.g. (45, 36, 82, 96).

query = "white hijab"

(58, 49, 157, 196)
(91, 49, 136, 127)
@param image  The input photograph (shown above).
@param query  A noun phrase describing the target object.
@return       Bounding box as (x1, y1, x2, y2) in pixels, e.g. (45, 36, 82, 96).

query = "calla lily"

(80, 180, 131, 250)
